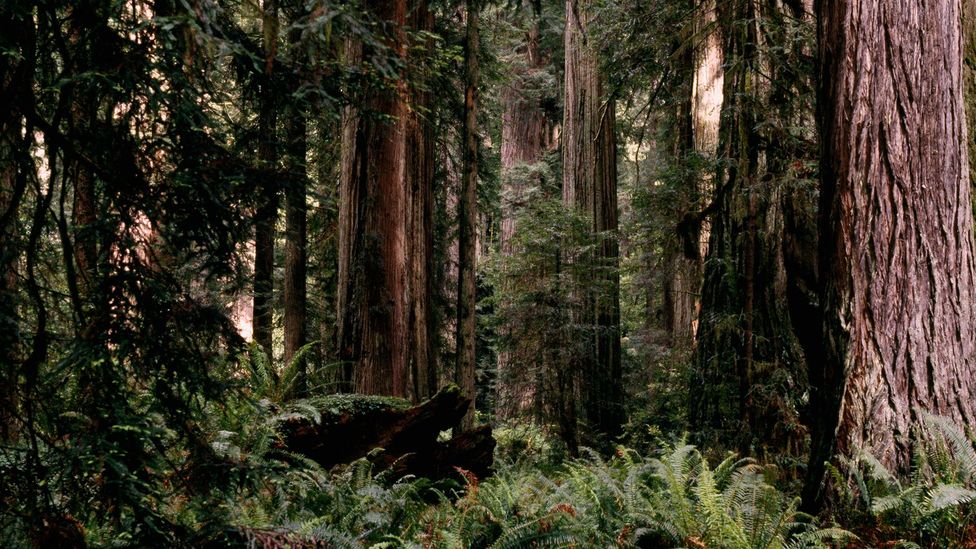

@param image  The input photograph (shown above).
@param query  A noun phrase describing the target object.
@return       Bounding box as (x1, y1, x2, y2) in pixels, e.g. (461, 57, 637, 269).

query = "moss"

(296, 385, 461, 424)
(302, 393, 410, 421)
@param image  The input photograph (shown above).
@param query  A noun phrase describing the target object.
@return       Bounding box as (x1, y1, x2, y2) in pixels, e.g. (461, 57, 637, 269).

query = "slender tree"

(254, 0, 279, 363)
(805, 0, 976, 508)
(563, 0, 623, 440)
(456, 0, 480, 429)
(68, 2, 99, 313)
(283, 11, 308, 395)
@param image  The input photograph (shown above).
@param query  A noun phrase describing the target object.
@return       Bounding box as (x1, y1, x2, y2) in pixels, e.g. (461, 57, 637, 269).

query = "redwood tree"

(456, 0, 480, 429)
(495, 4, 554, 419)
(563, 0, 623, 440)
(806, 0, 976, 506)
(690, 0, 814, 457)
(336, 0, 436, 400)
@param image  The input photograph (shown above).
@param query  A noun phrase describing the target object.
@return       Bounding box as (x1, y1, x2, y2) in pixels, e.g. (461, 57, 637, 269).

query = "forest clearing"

(3, 0, 976, 547)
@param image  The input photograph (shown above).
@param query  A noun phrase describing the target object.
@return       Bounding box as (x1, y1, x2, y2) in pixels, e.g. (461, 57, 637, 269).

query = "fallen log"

(277, 385, 495, 480)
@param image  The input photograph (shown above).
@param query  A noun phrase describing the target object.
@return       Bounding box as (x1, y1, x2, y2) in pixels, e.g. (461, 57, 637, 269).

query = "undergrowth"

(830, 413, 976, 547)
(70, 361, 976, 549)
(192, 395, 855, 549)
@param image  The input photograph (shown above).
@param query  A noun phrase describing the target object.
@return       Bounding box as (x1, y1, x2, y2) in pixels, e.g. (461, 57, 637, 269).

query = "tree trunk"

(806, 0, 976, 507)
(405, 2, 437, 401)
(283, 13, 308, 395)
(496, 7, 553, 419)
(691, 0, 724, 164)
(663, 39, 697, 346)
(691, 0, 813, 458)
(965, 0, 976, 192)
(283, 74, 307, 395)
(253, 0, 279, 364)
(456, 0, 480, 429)
(665, 0, 724, 347)
(336, 0, 435, 401)
(563, 0, 623, 441)
(68, 3, 99, 314)
(0, 0, 32, 442)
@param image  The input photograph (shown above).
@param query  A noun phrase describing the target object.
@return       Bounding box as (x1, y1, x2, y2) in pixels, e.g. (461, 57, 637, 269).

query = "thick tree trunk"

(690, 0, 723, 266)
(806, 0, 976, 507)
(496, 12, 552, 419)
(405, 2, 437, 401)
(966, 0, 976, 191)
(665, 0, 724, 347)
(563, 0, 623, 441)
(456, 0, 480, 429)
(664, 42, 697, 346)
(691, 0, 812, 457)
(336, 0, 435, 401)
(253, 0, 279, 364)
(691, 0, 724, 163)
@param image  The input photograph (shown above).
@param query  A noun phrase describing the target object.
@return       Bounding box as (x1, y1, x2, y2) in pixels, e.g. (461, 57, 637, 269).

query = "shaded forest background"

(3, 0, 976, 547)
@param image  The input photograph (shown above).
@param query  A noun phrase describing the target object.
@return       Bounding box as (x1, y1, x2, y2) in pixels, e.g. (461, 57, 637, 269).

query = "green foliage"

(188, 414, 851, 549)
(482, 178, 599, 443)
(620, 346, 693, 453)
(833, 414, 976, 546)
(492, 422, 563, 468)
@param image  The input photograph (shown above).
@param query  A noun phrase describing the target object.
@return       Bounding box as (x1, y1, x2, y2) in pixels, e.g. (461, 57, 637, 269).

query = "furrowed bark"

(563, 0, 623, 441)
(806, 0, 976, 508)
(691, 0, 813, 458)
(336, 0, 435, 401)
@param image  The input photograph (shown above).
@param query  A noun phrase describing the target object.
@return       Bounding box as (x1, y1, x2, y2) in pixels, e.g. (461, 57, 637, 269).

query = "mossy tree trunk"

(691, 0, 813, 457)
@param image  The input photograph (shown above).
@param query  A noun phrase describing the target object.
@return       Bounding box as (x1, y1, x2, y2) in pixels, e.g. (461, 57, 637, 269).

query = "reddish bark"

(336, 0, 435, 401)
(807, 0, 976, 506)
(563, 0, 623, 440)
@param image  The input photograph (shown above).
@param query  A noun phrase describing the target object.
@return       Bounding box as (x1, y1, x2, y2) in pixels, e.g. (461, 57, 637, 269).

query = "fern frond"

(924, 483, 976, 511)
(923, 413, 976, 481)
